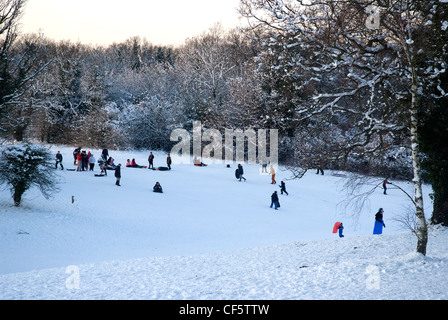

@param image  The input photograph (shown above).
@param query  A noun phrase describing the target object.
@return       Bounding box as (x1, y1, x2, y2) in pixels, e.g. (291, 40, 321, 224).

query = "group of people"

(72, 147, 96, 171)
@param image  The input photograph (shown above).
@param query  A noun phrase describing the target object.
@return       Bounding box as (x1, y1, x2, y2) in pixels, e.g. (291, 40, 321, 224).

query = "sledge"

(126, 165, 148, 169)
(66, 168, 76, 171)
(194, 163, 207, 167)
(94, 174, 106, 177)
(156, 166, 169, 171)
(333, 222, 341, 233)
(373, 221, 384, 235)
(235, 169, 240, 179)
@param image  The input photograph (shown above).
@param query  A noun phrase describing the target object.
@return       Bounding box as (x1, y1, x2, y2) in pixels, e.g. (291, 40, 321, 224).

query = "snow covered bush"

(0, 143, 59, 206)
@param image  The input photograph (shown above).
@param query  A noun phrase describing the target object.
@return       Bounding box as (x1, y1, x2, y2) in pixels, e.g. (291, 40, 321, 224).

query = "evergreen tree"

(0, 143, 60, 206)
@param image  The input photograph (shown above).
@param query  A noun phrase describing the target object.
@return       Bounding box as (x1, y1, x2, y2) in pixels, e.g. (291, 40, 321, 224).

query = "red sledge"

(332, 222, 341, 233)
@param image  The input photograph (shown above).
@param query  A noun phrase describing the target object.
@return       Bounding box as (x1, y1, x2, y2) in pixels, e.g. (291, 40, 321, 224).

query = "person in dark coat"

(153, 181, 163, 193)
(55, 151, 64, 170)
(114, 164, 121, 186)
(279, 181, 288, 195)
(237, 164, 246, 181)
(167, 153, 172, 170)
(270, 191, 279, 210)
(148, 152, 155, 169)
(373, 208, 386, 234)
(102, 148, 109, 161)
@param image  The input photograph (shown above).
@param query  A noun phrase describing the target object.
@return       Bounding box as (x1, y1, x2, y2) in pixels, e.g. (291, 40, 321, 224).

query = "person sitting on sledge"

(193, 156, 206, 166)
(153, 182, 163, 193)
(130, 158, 143, 168)
(126, 159, 131, 167)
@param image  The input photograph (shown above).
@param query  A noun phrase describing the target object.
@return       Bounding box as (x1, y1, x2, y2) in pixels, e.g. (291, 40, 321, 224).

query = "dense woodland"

(1, 1, 447, 235)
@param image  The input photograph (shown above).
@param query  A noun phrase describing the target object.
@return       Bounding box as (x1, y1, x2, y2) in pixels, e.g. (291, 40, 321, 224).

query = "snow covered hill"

(0, 145, 447, 300)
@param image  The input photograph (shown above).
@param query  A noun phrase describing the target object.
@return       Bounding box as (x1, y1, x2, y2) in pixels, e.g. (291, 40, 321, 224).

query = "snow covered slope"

(0, 145, 446, 300)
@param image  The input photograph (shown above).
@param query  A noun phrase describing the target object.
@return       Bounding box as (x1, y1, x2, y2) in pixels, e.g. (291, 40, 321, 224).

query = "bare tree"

(239, 0, 448, 255)
(0, 0, 51, 136)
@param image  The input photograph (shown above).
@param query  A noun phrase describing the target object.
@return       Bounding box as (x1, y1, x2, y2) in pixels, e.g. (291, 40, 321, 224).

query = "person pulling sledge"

(373, 208, 386, 234)
(115, 164, 122, 186)
(383, 178, 392, 195)
(338, 222, 344, 238)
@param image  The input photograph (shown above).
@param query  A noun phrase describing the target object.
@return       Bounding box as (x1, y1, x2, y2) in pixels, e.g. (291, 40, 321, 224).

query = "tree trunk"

(410, 77, 428, 256)
(13, 190, 23, 207)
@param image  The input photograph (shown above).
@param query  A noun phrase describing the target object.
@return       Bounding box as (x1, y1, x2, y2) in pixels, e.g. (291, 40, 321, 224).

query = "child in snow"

(115, 164, 121, 186)
(89, 154, 95, 171)
(153, 182, 163, 193)
(279, 181, 288, 195)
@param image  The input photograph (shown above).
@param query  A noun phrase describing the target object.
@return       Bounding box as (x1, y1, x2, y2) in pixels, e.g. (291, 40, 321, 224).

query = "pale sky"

(20, 0, 243, 47)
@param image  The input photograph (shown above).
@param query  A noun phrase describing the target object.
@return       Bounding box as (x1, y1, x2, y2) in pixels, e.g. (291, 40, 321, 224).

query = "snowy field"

(0, 145, 447, 301)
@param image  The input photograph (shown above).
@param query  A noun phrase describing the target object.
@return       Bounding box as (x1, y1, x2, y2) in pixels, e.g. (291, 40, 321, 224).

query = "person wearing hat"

(373, 208, 386, 234)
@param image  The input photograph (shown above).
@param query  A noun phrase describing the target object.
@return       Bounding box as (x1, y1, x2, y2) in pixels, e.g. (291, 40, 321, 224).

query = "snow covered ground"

(0, 145, 447, 300)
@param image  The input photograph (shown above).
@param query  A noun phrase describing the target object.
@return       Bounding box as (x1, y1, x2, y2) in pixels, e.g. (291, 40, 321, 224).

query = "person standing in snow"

(237, 163, 246, 181)
(73, 146, 81, 165)
(115, 164, 122, 186)
(89, 153, 95, 171)
(383, 178, 392, 195)
(270, 191, 279, 210)
(148, 152, 155, 169)
(373, 208, 386, 234)
(270, 165, 276, 184)
(279, 181, 288, 195)
(55, 151, 64, 170)
(316, 157, 324, 175)
(167, 153, 172, 170)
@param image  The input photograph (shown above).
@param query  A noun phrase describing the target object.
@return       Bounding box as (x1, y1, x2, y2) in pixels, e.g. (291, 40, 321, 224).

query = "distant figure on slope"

(373, 208, 386, 235)
(383, 178, 392, 195)
(338, 222, 344, 238)
(237, 164, 246, 182)
(270, 191, 279, 210)
(89, 153, 95, 171)
(167, 153, 172, 170)
(55, 151, 64, 170)
(115, 164, 121, 186)
(148, 152, 155, 169)
(270, 165, 276, 184)
(279, 181, 288, 195)
(316, 157, 324, 175)
(193, 156, 207, 166)
(153, 181, 163, 193)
